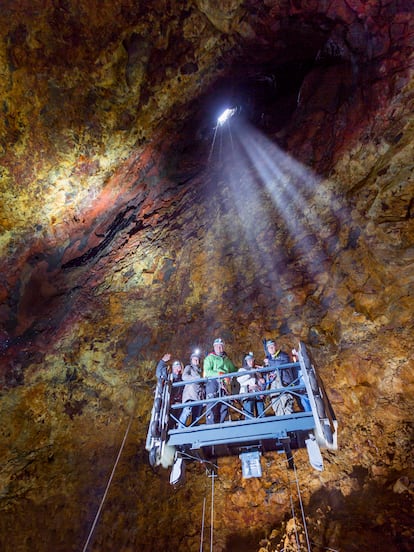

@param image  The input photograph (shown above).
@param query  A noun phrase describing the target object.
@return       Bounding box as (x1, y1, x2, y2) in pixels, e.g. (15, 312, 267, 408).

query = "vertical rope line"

(210, 474, 215, 552)
(208, 124, 219, 163)
(82, 412, 134, 552)
(228, 120, 235, 156)
(219, 125, 223, 162)
(290, 495, 301, 552)
(199, 497, 206, 552)
(293, 460, 312, 552)
(286, 459, 301, 552)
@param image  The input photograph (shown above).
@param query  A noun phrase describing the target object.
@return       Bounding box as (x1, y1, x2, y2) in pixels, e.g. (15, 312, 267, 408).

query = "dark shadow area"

(226, 528, 268, 552)
(307, 474, 414, 552)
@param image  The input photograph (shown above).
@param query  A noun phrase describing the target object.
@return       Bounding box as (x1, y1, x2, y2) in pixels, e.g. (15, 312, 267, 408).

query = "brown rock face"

(0, 1, 413, 551)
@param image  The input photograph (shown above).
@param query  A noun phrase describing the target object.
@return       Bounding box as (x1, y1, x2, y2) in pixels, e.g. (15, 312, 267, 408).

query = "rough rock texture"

(0, 1, 413, 551)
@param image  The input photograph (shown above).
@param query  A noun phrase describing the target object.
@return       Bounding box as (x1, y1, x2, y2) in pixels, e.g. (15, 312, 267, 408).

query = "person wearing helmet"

(203, 337, 236, 424)
(165, 359, 182, 428)
(170, 358, 183, 406)
(237, 353, 265, 418)
(154, 355, 183, 428)
(178, 351, 204, 428)
(264, 339, 295, 415)
(171, 359, 183, 392)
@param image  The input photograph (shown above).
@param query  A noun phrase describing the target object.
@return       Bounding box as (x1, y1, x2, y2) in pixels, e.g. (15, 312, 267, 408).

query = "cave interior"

(0, 2, 413, 552)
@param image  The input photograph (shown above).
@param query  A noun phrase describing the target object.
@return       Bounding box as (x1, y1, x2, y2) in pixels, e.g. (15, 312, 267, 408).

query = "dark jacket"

(156, 359, 168, 381)
(171, 372, 183, 404)
(265, 350, 296, 386)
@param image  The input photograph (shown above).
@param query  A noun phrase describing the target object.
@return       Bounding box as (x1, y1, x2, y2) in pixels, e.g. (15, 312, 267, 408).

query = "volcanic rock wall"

(0, 1, 413, 551)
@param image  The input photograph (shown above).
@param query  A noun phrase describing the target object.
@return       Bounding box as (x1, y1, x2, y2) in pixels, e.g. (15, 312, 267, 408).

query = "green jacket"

(203, 352, 236, 378)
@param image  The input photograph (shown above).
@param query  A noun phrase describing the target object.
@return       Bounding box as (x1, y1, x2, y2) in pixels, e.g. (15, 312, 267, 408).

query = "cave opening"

(179, 43, 358, 171)
(207, 57, 318, 132)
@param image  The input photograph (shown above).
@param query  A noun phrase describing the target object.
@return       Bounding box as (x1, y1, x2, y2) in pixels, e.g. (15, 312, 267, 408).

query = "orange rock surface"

(0, 1, 413, 551)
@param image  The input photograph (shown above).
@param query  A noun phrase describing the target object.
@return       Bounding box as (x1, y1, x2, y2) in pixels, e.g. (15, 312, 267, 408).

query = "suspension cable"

(179, 450, 218, 470)
(311, 543, 339, 552)
(199, 497, 206, 552)
(219, 124, 223, 163)
(228, 119, 235, 156)
(289, 491, 301, 551)
(82, 411, 134, 552)
(286, 454, 301, 551)
(210, 472, 216, 552)
(208, 124, 219, 163)
(292, 458, 312, 552)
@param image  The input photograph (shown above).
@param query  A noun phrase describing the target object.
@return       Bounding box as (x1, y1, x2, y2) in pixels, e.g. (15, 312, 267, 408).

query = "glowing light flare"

(217, 107, 236, 126)
(220, 119, 339, 281)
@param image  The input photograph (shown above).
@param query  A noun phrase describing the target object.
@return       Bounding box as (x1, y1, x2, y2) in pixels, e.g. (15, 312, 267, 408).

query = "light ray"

(229, 121, 345, 280)
(209, 117, 350, 290)
(202, 106, 356, 340)
(208, 123, 219, 163)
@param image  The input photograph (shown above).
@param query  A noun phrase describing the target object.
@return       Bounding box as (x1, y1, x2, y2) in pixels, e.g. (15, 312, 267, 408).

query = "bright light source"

(217, 107, 236, 126)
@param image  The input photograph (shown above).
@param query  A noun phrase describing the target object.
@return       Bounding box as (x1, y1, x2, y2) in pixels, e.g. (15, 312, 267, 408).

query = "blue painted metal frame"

(146, 343, 338, 474)
(166, 361, 317, 450)
(146, 342, 337, 472)
(167, 411, 315, 448)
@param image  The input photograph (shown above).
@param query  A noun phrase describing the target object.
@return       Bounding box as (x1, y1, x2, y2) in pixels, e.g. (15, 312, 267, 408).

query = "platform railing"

(168, 362, 306, 428)
(146, 344, 337, 470)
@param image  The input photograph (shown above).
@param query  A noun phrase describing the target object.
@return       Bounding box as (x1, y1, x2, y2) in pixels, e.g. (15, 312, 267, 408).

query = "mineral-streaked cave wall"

(0, 1, 413, 551)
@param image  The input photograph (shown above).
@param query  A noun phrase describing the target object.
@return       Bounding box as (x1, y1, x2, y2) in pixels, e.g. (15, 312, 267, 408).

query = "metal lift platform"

(146, 342, 337, 483)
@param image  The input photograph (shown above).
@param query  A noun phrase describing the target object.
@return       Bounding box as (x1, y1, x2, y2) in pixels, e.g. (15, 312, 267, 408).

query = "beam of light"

(217, 107, 236, 126)
(207, 116, 350, 293)
(203, 125, 287, 326)
(237, 122, 347, 228)
(230, 121, 346, 279)
(201, 110, 360, 343)
(208, 123, 219, 163)
(243, 141, 340, 268)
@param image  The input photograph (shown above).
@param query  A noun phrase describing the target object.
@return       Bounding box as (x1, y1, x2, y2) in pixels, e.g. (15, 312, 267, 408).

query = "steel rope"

(82, 411, 134, 552)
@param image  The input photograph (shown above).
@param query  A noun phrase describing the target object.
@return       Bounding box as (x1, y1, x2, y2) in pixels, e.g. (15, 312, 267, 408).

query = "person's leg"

(178, 405, 191, 428)
(243, 399, 254, 418)
(205, 379, 218, 424)
(219, 401, 228, 423)
(192, 404, 203, 425)
(272, 394, 286, 416)
(256, 400, 264, 417)
(271, 394, 278, 415)
(168, 403, 181, 429)
(282, 393, 294, 414)
(270, 375, 284, 416)
(273, 392, 294, 415)
(300, 394, 311, 411)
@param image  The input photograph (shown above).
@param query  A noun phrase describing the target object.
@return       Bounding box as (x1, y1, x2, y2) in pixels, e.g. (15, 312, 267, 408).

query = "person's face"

(214, 343, 224, 355)
(191, 356, 200, 365)
(173, 364, 181, 374)
(267, 343, 276, 355)
(247, 357, 254, 367)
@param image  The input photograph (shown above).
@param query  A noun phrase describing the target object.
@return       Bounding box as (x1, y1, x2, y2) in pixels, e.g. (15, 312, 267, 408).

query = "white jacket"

(237, 368, 256, 395)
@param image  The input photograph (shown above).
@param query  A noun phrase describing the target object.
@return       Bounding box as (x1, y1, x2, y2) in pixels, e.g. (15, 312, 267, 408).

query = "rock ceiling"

(0, 1, 413, 551)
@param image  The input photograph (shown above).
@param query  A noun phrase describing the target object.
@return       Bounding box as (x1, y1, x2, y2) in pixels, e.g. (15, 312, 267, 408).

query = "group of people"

(155, 337, 302, 428)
